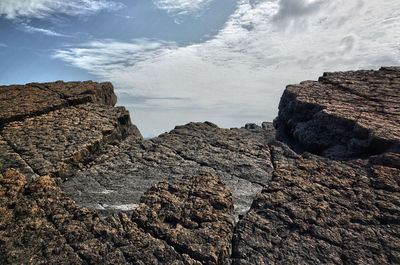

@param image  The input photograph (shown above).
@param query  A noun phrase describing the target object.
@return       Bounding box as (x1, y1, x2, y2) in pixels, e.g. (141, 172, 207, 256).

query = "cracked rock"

(274, 67, 400, 159)
(61, 122, 274, 219)
(0, 170, 235, 264)
(0, 81, 116, 126)
(232, 150, 400, 264)
(132, 172, 234, 265)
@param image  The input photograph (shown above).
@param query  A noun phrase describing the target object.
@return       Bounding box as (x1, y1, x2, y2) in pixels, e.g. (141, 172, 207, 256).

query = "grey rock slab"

(61, 122, 275, 219)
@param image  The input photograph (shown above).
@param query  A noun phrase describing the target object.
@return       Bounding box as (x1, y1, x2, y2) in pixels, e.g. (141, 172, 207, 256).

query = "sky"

(0, 0, 399, 138)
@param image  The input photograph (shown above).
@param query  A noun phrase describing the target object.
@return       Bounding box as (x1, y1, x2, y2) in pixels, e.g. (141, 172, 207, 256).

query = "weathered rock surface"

(232, 143, 400, 264)
(0, 81, 116, 126)
(0, 169, 233, 264)
(0, 135, 36, 181)
(2, 103, 135, 177)
(231, 122, 276, 144)
(60, 122, 274, 218)
(1, 67, 400, 264)
(274, 66, 400, 159)
(233, 67, 400, 264)
(0, 81, 141, 181)
(132, 172, 234, 265)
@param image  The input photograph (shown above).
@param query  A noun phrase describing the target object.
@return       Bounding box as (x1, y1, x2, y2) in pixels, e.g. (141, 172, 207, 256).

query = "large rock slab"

(0, 170, 234, 264)
(232, 142, 400, 264)
(61, 122, 274, 218)
(1, 103, 136, 177)
(274, 67, 400, 158)
(0, 81, 141, 180)
(0, 81, 116, 126)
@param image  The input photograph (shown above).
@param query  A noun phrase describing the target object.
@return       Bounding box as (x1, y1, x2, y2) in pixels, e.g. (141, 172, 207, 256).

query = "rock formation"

(60, 121, 274, 219)
(0, 81, 141, 182)
(0, 169, 231, 264)
(274, 67, 400, 159)
(232, 143, 400, 264)
(234, 67, 400, 264)
(0, 67, 399, 264)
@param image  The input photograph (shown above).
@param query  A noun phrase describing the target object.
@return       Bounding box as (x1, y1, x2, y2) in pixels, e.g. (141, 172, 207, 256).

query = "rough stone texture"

(274, 66, 400, 159)
(231, 122, 276, 144)
(1, 103, 135, 177)
(132, 172, 234, 265)
(0, 170, 234, 264)
(0, 81, 141, 180)
(233, 67, 400, 265)
(2, 68, 400, 264)
(0, 135, 36, 182)
(61, 122, 274, 218)
(0, 81, 116, 126)
(232, 143, 400, 265)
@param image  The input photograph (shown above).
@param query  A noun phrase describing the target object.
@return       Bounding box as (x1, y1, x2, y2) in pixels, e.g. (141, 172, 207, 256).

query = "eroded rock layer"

(274, 67, 400, 159)
(0, 81, 117, 125)
(232, 143, 400, 264)
(233, 67, 400, 264)
(1, 67, 400, 264)
(0, 170, 233, 265)
(0, 81, 141, 181)
(132, 172, 234, 265)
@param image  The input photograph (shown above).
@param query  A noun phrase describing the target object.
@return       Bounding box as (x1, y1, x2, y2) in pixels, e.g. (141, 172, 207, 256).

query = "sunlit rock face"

(0, 81, 139, 182)
(1, 67, 400, 264)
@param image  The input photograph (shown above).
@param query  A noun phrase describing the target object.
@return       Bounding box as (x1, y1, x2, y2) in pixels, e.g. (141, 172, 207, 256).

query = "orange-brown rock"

(0, 81, 116, 126)
(232, 143, 400, 264)
(2, 67, 400, 265)
(0, 81, 141, 180)
(132, 172, 234, 265)
(2, 103, 134, 177)
(0, 170, 234, 264)
(233, 67, 400, 264)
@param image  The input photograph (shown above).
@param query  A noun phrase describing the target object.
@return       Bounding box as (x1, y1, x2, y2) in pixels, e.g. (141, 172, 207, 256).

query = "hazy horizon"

(1, 0, 399, 137)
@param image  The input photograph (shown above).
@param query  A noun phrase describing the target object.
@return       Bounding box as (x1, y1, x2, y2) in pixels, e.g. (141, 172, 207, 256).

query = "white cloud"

(54, 0, 400, 137)
(153, 0, 213, 15)
(22, 23, 69, 37)
(54, 39, 178, 73)
(0, 43, 7, 48)
(0, 0, 124, 20)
